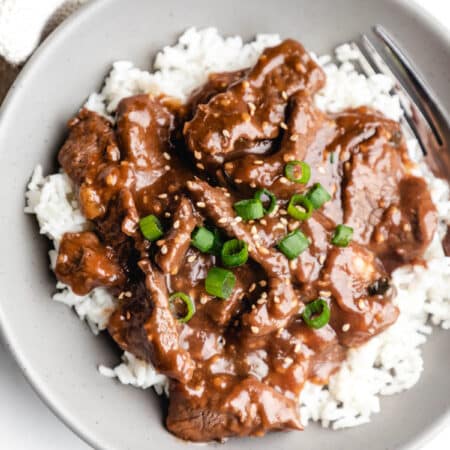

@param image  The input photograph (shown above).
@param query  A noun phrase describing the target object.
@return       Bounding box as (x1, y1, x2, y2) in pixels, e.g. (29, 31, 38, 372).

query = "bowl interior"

(0, 0, 449, 449)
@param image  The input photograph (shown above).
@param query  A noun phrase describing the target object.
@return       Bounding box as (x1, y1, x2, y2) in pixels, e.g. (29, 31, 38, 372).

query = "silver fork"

(349, 25, 450, 179)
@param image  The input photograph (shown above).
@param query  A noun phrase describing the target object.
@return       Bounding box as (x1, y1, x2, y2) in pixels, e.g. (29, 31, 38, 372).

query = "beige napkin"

(0, 0, 88, 103)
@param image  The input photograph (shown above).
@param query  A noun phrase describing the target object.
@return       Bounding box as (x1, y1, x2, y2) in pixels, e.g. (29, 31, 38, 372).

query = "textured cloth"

(0, 0, 88, 102)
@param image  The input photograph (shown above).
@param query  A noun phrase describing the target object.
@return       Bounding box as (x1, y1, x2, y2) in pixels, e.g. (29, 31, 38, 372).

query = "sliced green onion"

(331, 224, 353, 247)
(209, 228, 224, 255)
(139, 215, 163, 241)
(233, 199, 264, 221)
(191, 226, 214, 252)
(287, 194, 313, 221)
(221, 239, 248, 267)
(302, 298, 330, 329)
(277, 230, 310, 260)
(306, 183, 331, 209)
(205, 267, 236, 299)
(169, 292, 195, 323)
(284, 161, 311, 184)
(254, 189, 277, 214)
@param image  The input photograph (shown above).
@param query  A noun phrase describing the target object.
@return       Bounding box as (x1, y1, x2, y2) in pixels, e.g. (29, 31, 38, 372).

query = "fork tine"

(373, 25, 444, 146)
(351, 41, 418, 145)
(359, 34, 433, 155)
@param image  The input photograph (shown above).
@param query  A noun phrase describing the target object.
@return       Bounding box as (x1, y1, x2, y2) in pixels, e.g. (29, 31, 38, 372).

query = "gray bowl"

(0, 0, 449, 449)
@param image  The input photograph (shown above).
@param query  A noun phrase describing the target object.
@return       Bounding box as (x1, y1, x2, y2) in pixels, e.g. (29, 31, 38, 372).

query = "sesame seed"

(249, 283, 256, 293)
(290, 259, 298, 270)
(196, 163, 205, 170)
(318, 166, 326, 174)
(186, 180, 194, 189)
(218, 217, 228, 224)
(284, 356, 293, 366)
(224, 191, 231, 198)
(260, 219, 267, 226)
(165, 165, 171, 171)
(156, 240, 165, 247)
(163, 152, 171, 160)
(290, 133, 299, 142)
(234, 216, 242, 223)
(173, 220, 180, 229)
(187, 254, 197, 263)
(158, 193, 168, 199)
(222, 129, 231, 138)
(200, 296, 208, 305)
(280, 217, 288, 225)
(105, 173, 117, 186)
(174, 195, 179, 201)
(124, 291, 132, 298)
(250, 182, 257, 188)
(251, 326, 260, 334)
(403, 223, 412, 232)
(294, 343, 301, 353)
(251, 225, 257, 235)
(319, 290, 332, 298)
(242, 81, 250, 89)
(118, 292, 125, 300)
(281, 91, 288, 100)
(257, 298, 266, 305)
(259, 280, 267, 287)
(279, 177, 289, 185)
(273, 296, 280, 304)
(261, 291, 268, 299)
(358, 300, 366, 310)
(161, 245, 168, 255)
(196, 202, 206, 208)
(259, 247, 270, 255)
(164, 212, 171, 218)
(318, 255, 326, 264)
(254, 160, 264, 165)
(283, 154, 294, 162)
(342, 323, 351, 332)
(126, 311, 131, 320)
(280, 121, 288, 130)
(235, 178, 243, 184)
(248, 102, 256, 116)
(194, 151, 202, 160)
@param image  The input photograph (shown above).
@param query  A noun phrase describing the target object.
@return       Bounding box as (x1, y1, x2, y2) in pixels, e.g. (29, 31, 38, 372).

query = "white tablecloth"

(0, 0, 448, 448)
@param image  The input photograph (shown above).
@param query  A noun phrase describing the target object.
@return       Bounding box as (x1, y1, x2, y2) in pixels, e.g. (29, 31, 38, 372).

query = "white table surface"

(1, 0, 449, 448)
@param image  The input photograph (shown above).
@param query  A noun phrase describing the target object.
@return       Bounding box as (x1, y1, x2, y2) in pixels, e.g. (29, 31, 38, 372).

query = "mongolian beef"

(53, 39, 437, 442)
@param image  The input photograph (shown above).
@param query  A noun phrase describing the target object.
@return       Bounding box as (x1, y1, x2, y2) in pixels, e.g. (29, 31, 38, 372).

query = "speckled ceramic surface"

(0, 0, 449, 449)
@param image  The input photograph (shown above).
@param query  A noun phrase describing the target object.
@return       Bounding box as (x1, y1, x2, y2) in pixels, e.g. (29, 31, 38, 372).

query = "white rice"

(25, 28, 450, 430)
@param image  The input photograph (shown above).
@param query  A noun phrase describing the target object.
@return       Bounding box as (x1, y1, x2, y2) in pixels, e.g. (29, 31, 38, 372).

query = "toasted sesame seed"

(158, 193, 168, 199)
(280, 217, 288, 225)
(196, 201, 206, 208)
(124, 291, 132, 298)
(196, 163, 205, 170)
(259, 247, 270, 255)
(249, 283, 257, 293)
(294, 343, 301, 353)
(250, 182, 257, 188)
(319, 290, 332, 298)
(290, 133, 299, 142)
(242, 80, 250, 89)
(186, 180, 194, 189)
(118, 292, 125, 300)
(288, 222, 300, 231)
(284, 356, 293, 366)
(403, 223, 412, 232)
(222, 129, 231, 138)
(105, 173, 117, 186)
(173, 220, 180, 229)
(279, 177, 289, 185)
(200, 295, 208, 305)
(251, 326, 260, 334)
(194, 151, 202, 160)
(164, 212, 171, 218)
(254, 160, 264, 165)
(260, 219, 267, 226)
(261, 291, 268, 299)
(218, 217, 228, 224)
(342, 323, 351, 332)
(163, 152, 171, 160)
(224, 191, 231, 198)
(174, 195, 179, 201)
(156, 240, 165, 247)
(283, 154, 294, 162)
(273, 222, 285, 231)
(248, 102, 256, 116)
(290, 259, 298, 270)
(235, 178, 243, 184)
(281, 91, 288, 100)
(126, 311, 131, 320)
(234, 216, 242, 223)
(318, 166, 326, 174)
(280, 121, 288, 130)
(259, 280, 267, 287)
(161, 245, 168, 255)
(273, 296, 280, 304)
(358, 300, 366, 310)
(257, 298, 266, 305)
(187, 254, 197, 263)
(251, 225, 257, 235)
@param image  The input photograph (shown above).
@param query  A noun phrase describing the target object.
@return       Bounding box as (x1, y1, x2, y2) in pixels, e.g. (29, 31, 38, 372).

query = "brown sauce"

(54, 39, 437, 442)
